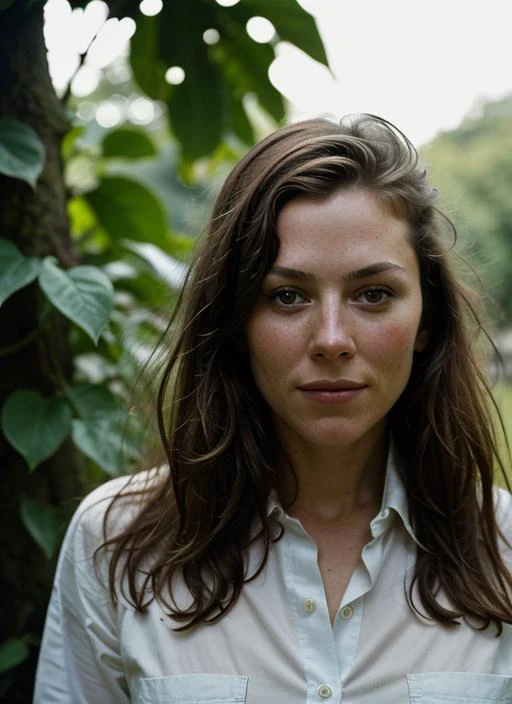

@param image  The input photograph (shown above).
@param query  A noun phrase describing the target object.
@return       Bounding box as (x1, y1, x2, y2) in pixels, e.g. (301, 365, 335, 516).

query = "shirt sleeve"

(34, 477, 134, 704)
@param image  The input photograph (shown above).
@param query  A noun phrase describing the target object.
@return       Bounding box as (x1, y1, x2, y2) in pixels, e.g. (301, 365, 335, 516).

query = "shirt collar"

(376, 443, 420, 546)
(266, 443, 421, 547)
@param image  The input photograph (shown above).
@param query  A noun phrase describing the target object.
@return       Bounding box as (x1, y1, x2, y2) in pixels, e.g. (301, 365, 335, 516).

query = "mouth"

(299, 380, 366, 391)
(298, 381, 367, 404)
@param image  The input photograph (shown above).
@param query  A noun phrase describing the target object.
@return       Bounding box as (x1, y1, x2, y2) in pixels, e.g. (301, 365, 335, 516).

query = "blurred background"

(1, 0, 512, 699)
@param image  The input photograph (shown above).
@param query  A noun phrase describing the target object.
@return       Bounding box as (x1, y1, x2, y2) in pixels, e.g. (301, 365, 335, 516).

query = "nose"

(308, 297, 357, 360)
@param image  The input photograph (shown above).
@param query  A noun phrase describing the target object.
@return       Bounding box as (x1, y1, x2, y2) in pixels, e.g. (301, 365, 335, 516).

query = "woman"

(35, 115, 512, 703)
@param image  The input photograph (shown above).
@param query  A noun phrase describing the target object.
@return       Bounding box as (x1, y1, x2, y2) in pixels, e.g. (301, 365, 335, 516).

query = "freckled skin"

(245, 187, 426, 453)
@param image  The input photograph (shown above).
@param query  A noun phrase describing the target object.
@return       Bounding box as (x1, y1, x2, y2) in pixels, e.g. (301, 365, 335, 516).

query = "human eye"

(355, 287, 393, 307)
(270, 287, 308, 309)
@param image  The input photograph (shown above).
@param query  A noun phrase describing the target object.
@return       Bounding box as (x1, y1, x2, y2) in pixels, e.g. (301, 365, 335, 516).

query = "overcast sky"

(271, 0, 512, 146)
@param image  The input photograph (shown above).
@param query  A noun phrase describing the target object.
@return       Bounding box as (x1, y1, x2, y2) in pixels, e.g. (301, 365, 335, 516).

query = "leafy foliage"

(0, 640, 29, 675)
(86, 175, 168, 249)
(69, 383, 142, 474)
(0, 119, 45, 188)
(102, 126, 157, 160)
(39, 259, 114, 344)
(1, 391, 71, 471)
(0, 241, 41, 306)
(20, 498, 62, 560)
(0, 0, 328, 515)
(421, 95, 512, 322)
(128, 0, 327, 159)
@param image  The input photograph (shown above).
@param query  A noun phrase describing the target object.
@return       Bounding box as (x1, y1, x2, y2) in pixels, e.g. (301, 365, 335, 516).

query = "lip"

(299, 379, 366, 391)
(298, 380, 367, 405)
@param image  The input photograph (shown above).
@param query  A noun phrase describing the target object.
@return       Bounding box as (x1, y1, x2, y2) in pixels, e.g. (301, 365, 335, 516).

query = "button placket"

(281, 522, 340, 704)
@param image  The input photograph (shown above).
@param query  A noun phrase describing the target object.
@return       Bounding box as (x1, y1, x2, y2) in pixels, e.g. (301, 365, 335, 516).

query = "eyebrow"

(268, 262, 407, 282)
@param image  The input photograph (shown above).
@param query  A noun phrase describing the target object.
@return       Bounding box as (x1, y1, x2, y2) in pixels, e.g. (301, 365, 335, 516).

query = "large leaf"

(212, 13, 285, 122)
(0, 640, 29, 674)
(69, 382, 118, 422)
(0, 119, 45, 188)
(0, 239, 41, 305)
(68, 384, 139, 475)
(226, 91, 255, 145)
(128, 0, 328, 160)
(102, 127, 157, 160)
(39, 259, 114, 344)
(20, 498, 62, 560)
(85, 176, 168, 249)
(72, 419, 125, 475)
(1, 390, 71, 471)
(169, 61, 224, 160)
(130, 13, 171, 101)
(155, 3, 223, 160)
(244, 0, 329, 67)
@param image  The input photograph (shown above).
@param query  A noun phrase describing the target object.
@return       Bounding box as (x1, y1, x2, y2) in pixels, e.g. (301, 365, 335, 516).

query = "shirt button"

(340, 604, 353, 619)
(317, 684, 332, 699)
(303, 597, 316, 613)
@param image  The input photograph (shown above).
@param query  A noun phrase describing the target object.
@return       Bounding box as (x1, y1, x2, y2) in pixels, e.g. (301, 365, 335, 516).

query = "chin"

(296, 421, 382, 449)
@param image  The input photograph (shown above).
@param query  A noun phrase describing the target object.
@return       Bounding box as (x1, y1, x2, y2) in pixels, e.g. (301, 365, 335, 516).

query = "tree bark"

(0, 4, 86, 700)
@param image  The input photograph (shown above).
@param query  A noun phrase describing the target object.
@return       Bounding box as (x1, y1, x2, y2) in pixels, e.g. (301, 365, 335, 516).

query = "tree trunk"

(0, 4, 86, 700)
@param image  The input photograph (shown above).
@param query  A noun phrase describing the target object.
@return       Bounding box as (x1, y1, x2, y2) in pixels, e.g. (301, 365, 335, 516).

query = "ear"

(414, 326, 429, 352)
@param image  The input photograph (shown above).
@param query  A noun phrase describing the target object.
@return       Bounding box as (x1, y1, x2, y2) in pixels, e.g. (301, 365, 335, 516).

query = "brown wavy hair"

(100, 115, 512, 633)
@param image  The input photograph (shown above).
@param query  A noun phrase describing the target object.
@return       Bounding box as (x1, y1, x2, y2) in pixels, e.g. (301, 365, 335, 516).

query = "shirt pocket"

(407, 672, 512, 703)
(131, 674, 248, 704)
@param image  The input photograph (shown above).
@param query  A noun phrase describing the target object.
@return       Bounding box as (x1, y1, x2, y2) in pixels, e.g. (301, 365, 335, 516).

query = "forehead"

(274, 187, 417, 274)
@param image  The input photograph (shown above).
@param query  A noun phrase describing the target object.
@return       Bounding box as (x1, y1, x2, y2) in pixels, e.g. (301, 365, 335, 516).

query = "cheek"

(249, 329, 293, 373)
(246, 316, 302, 392)
(369, 320, 419, 369)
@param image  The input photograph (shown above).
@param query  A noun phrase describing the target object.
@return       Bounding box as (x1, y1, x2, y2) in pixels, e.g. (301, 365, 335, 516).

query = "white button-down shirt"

(34, 456, 512, 703)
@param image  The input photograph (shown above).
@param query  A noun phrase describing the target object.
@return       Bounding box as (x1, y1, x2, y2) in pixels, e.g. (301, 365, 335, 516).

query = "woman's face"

(245, 187, 427, 453)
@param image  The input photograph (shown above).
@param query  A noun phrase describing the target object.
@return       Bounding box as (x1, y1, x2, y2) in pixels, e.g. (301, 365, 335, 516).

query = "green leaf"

(0, 0, 16, 10)
(72, 419, 125, 475)
(213, 14, 285, 122)
(39, 259, 113, 344)
(0, 119, 45, 187)
(172, 85, 223, 160)
(85, 175, 168, 249)
(20, 498, 61, 560)
(158, 2, 222, 159)
(166, 231, 196, 261)
(102, 127, 157, 160)
(0, 240, 41, 305)
(1, 390, 72, 471)
(68, 196, 97, 239)
(0, 640, 29, 674)
(135, 2, 223, 160)
(68, 383, 135, 474)
(130, 14, 171, 101)
(69, 382, 118, 421)
(244, 0, 329, 67)
(169, 61, 224, 160)
(61, 125, 85, 161)
(227, 93, 255, 145)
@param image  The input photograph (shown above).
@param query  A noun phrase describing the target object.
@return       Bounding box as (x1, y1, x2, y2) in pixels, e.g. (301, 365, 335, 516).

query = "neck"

(275, 429, 388, 522)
